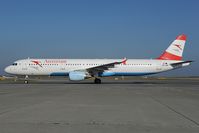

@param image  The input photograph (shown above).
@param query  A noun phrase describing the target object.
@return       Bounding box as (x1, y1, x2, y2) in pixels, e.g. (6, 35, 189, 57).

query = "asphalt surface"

(0, 78, 199, 133)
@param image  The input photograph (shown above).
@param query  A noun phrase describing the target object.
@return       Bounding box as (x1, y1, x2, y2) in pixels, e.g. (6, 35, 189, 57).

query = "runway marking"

(151, 97, 199, 127)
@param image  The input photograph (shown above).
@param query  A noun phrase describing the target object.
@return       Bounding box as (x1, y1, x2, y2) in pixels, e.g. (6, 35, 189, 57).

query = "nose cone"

(4, 66, 11, 74)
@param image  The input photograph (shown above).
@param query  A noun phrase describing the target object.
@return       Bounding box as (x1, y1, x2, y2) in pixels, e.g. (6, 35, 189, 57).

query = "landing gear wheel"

(24, 80, 29, 84)
(24, 75, 29, 84)
(94, 78, 101, 84)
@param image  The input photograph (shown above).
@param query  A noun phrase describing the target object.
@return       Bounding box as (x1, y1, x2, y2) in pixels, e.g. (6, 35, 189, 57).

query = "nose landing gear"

(24, 75, 29, 84)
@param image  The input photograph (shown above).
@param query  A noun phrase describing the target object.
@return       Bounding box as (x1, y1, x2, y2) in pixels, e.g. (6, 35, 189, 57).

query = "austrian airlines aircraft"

(5, 34, 192, 84)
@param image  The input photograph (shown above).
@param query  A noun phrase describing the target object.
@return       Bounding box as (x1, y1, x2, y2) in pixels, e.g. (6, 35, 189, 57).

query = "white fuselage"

(4, 59, 185, 77)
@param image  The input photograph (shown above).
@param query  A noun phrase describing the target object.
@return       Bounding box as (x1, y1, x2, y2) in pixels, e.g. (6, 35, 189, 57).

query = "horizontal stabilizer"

(170, 60, 193, 67)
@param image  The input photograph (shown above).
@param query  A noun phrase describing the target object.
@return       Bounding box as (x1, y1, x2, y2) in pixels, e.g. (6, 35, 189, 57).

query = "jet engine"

(69, 71, 88, 81)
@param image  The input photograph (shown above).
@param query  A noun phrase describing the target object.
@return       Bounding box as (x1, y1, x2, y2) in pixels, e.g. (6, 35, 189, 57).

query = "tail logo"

(174, 44, 182, 51)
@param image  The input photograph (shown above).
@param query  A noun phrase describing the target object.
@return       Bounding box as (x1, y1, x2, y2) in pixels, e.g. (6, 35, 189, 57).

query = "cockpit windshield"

(12, 63, 17, 66)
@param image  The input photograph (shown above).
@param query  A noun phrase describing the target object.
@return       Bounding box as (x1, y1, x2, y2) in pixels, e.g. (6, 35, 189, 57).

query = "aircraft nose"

(4, 66, 11, 74)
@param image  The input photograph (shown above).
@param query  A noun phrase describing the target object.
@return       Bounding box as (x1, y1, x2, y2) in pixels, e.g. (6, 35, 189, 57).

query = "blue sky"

(0, 0, 198, 76)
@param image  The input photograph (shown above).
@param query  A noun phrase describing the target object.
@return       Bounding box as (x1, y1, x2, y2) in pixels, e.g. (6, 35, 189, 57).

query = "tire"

(94, 78, 101, 84)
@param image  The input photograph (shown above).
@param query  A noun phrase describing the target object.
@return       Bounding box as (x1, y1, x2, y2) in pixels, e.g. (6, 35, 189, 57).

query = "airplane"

(4, 34, 192, 84)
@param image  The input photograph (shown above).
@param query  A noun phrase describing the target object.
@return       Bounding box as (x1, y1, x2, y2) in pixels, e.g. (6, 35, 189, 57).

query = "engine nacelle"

(69, 71, 87, 81)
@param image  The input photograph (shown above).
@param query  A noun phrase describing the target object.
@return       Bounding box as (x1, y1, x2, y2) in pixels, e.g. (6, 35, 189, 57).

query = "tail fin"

(157, 34, 186, 60)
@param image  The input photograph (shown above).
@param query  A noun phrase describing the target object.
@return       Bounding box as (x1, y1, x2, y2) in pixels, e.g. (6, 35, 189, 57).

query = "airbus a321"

(5, 34, 192, 84)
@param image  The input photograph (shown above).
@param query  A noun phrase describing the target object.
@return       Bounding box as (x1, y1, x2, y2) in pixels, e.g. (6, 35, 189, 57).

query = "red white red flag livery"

(157, 34, 186, 60)
(5, 34, 192, 84)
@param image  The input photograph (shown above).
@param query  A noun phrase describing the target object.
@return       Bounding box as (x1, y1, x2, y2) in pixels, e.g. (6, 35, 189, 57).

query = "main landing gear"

(94, 78, 101, 84)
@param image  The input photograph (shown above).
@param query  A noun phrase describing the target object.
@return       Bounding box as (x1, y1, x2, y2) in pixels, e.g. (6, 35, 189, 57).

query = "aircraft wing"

(86, 58, 127, 75)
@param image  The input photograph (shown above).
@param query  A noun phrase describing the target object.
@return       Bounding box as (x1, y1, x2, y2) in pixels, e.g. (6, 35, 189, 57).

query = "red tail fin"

(157, 34, 186, 60)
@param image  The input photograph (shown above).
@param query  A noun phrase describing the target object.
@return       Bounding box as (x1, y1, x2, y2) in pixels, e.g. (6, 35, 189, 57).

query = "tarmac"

(0, 78, 199, 133)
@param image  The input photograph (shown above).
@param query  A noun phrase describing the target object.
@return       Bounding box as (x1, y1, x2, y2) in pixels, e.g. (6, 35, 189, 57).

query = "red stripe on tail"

(176, 34, 186, 41)
(157, 51, 182, 60)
